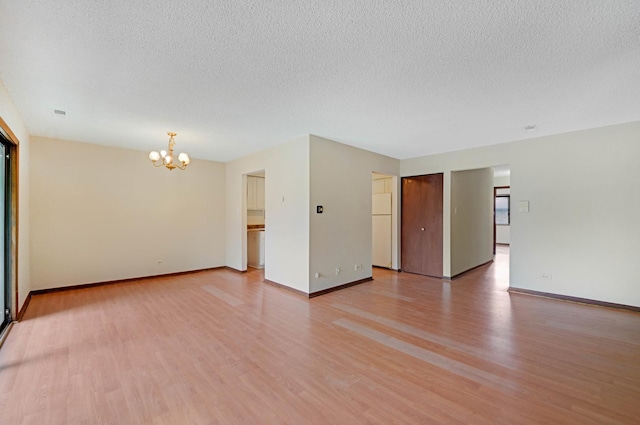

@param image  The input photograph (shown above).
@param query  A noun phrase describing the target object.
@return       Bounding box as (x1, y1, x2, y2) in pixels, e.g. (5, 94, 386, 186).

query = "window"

(495, 195, 510, 225)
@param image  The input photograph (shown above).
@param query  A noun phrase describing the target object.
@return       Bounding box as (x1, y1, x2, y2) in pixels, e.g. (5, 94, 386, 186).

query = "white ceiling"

(1, 1, 639, 162)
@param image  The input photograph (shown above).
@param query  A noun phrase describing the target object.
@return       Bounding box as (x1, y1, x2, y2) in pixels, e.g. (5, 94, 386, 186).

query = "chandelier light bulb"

(160, 150, 167, 158)
(178, 152, 190, 164)
(149, 151, 160, 161)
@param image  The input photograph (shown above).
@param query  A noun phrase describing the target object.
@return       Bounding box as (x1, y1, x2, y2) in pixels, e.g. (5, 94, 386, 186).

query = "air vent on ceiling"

(53, 109, 66, 116)
(524, 124, 538, 132)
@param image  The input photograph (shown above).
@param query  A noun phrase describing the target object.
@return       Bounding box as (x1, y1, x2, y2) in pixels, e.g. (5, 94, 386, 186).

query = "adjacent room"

(1, 1, 639, 424)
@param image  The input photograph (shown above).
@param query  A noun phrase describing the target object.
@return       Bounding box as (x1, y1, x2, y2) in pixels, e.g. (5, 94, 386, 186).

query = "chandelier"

(148, 132, 191, 170)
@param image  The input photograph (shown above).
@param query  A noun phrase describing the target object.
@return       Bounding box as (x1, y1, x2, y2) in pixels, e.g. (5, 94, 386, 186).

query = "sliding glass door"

(0, 134, 10, 334)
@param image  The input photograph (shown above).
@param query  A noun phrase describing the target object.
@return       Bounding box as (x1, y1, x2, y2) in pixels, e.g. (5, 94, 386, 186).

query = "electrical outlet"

(335, 267, 341, 275)
(540, 273, 552, 280)
(354, 264, 362, 271)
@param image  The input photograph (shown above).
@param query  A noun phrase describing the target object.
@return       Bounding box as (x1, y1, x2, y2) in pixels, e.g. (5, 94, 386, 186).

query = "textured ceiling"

(1, 1, 639, 162)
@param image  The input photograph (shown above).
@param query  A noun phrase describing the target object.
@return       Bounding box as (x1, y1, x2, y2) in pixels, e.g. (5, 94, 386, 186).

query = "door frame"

(243, 170, 266, 271)
(493, 185, 510, 254)
(0, 117, 19, 324)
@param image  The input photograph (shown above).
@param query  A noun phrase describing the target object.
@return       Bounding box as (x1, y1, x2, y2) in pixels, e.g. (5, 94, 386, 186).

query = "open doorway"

(492, 165, 511, 252)
(447, 166, 510, 283)
(492, 164, 510, 288)
(494, 187, 510, 248)
(246, 171, 266, 270)
(372, 172, 399, 270)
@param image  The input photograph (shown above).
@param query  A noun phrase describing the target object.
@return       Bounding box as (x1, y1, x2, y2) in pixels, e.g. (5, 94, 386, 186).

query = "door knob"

(421, 227, 425, 231)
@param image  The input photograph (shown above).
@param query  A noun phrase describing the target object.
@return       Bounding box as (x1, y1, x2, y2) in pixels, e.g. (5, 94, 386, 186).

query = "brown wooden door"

(401, 174, 443, 277)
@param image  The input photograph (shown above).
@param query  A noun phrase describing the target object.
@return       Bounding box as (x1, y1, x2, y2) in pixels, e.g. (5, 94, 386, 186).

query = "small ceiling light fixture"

(149, 132, 190, 171)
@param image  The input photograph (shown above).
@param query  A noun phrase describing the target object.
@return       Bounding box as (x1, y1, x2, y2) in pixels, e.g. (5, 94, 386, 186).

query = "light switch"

(518, 200, 530, 213)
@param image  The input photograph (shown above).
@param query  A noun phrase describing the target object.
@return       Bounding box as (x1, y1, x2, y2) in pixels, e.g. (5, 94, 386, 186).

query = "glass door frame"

(0, 118, 18, 331)
(0, 140, 8, 331)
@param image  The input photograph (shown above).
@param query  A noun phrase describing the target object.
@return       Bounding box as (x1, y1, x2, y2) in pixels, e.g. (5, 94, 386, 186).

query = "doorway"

(401, 173, 443, 277)
(491, 165, 511, 288)
(372, 172, 393, 268)
(491, 164, 511, 253)
(245, 171, 266, 270)
(494, 187, 510, 251)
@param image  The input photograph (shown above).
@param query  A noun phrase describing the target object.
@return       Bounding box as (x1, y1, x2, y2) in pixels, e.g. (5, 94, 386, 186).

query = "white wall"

(225, 136, 310, 293)
(450, 168, 494, 277)
(0, 80, 31, 313)
(309, 135, 399, 293)
(494, 175, 510, 187)
(30, 137, 226, 290)
(401, 121, 640, 307)
(226, 134, 400, 294)
(496, 225, 510, 245)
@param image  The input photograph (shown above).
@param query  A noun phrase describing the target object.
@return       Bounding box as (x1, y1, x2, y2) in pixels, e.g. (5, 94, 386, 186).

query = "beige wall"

(7, 74, 640, 309)
(0, 80, 31, 314)
(496, 223, 510, 245)
(494, 175, 510, 187)
(225, 135, 311, 293)
(30, 137, 226, 290)
(309, 135, 400, 293)
(402, 121, 640, 307)
(450, 168, 494, 277)
(225, 134, 400, 294)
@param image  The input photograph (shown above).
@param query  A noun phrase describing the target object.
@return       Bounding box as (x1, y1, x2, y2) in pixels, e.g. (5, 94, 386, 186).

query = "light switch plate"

(518, 200, 530, 213)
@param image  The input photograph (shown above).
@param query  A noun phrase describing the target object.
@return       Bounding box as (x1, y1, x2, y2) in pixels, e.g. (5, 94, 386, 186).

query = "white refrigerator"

(372, 193, 392, 268)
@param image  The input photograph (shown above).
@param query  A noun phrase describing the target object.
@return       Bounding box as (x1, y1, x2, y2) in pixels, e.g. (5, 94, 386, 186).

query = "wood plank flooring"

(1, 247, 640, 424)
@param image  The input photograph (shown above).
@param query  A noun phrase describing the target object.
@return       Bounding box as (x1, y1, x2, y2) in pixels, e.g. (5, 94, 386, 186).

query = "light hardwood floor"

(1, 247, 639, 424)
